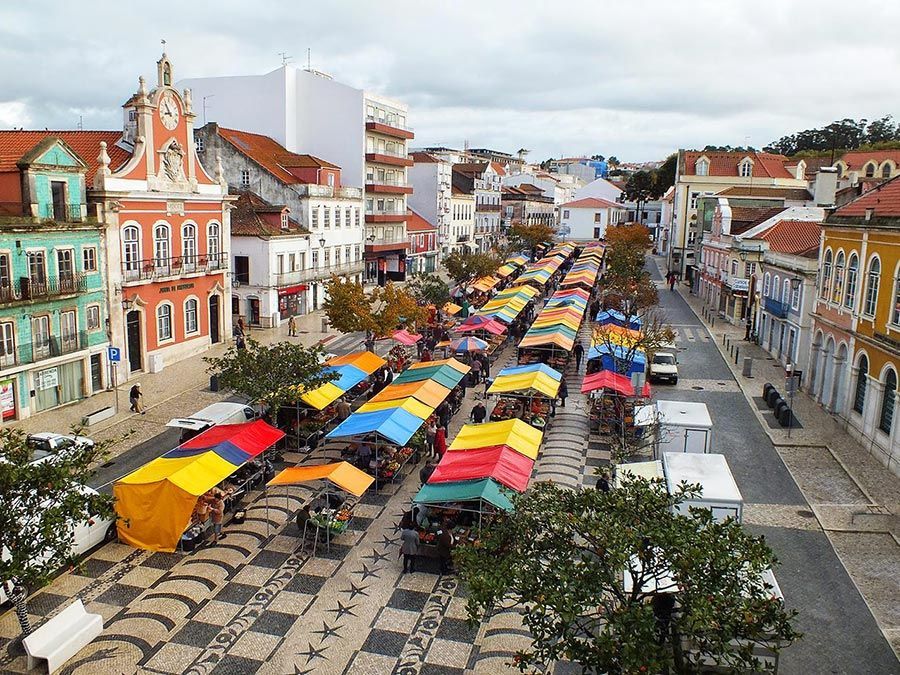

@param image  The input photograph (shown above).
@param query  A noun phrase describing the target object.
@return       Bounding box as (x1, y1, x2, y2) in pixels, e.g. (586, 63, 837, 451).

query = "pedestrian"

(383, 368, 394, 385)
(668, 272, 676, 292)
(471, 401, 487, 424)
(597, 472, 611, 492)
(480, 353, 491, 381)
(421, 348, 432, 362)
(436, 522, 454, 575)
(484, 376, 493, 396)
(437, 401, 450, 430)
(210, 491, 226, 542)
(558, 378, 568, 408)
(129, 383, 145, 414)
(416, 338, 424, 358)
(237, 317, 246, 335)
(336, 397, 352, 421)
(400, 520, 420, 574)
(470, 357, 482, 384)
(195, 495, 211, 527)
(434, 425, 447, 458)
(425, 419, 437, 459)
(574, 342, 585, 371)
(296, 504, 312, 532)
(419, 461, 436, 485)
(287, 315, 297, 337)
(236, 334, 246, 350)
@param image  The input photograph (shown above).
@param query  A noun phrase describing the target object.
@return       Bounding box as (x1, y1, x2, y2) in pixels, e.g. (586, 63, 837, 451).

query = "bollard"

(743, 356, 753, 377)
(735, 347, 740, 364)
(711, 317, 715, 328)
(722, 334, 727, 345)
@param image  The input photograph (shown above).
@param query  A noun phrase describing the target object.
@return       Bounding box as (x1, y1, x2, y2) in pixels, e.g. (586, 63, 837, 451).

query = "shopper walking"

(471, 401, 487, 424)
(574, 342, 585, 372)
(434, 425, 447, 458)
(558, 378, 569, 408)
(210, 492, 226, 542)
(287, 315, 297, 337)
(129, 383, 145, 414)
(400, 519, 420, 574)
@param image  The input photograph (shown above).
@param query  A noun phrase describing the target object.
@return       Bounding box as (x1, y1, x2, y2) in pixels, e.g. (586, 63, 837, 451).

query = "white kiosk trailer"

(635, 400, 713, 457)
(663, 451, 743, 523)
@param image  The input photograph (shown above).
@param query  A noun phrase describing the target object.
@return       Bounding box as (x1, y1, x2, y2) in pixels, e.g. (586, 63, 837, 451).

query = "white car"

(649, 352, 679, 384)
(24, 432, 95, 466)
(0, 485, 115, 605)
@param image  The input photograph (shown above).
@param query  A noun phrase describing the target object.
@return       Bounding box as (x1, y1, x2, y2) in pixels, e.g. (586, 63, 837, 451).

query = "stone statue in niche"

(163, 140, 185, 182)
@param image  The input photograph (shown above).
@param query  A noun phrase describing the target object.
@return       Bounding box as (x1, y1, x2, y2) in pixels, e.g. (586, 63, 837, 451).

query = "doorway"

(126, 310, 142, 372)
(248, 297, 260, 326)
(90, 353, 103, 393)
(209, 295, 221, 344)
(51, 181, 66, 221)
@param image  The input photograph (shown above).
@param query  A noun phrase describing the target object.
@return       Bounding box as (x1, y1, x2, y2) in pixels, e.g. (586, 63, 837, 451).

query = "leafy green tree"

(369, 282, 429, 337)
(623, 171, 656, 223)
(0, 428, 114, 636)
(442, 251, 501, 286)
(608, 155, 620, 166)
(653, 153, 677, 195)
(205, 338, 335, 412)
(864, 115, 898, 144)
(407, 272, 451, 308)
(456, 479, 800, 674)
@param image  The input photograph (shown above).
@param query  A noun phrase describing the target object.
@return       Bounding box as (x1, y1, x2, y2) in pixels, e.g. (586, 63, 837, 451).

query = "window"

(233, 255, 250, 284)
(281, 212, 289, 230)
(207, 222, 221, 263)
(791, 278, 801, 309)
(335, 207, 341, 228)
(594, 212, 602, 223)
(324, 249, 331, 267)
(832, 251, 845, 304)
(880, 368, 896, 433)
(312, 250, 319, 268)
(690, 192, 700, 209)
(563, 210, 570, 219)
(154, 223, 171, 266)
(845, 254, 859, 309)
(345, 246, 351, 264)
(0, 322, 14, 366)
(739, 159, 753, 177)
(27, 251, 46, 285)
(289, 253, 296, 271)
(311, 207, 319, 229)
(182, 223, 197, 263)
(123, 225, 140, 273)
(892, 271, 900, 325)
(184, 298, 199, 334)
(864, 256, 881, 316)
(854, 355, 868, 414)
(277, 254, 284, 274)
(240, 170, 251, 188)
(56, 249, 74, 280)
(86, 304, 101, 330)
(82, 247, 97, 272)
(157, 303, 173, 341)
(773, 276, 781, 302)
(696, 158, 709, 176)
(763, 272, 771, 296)
(32, 315, 50, 354)
(327, 173, 335, 187)
(821, 249, 833, 299)
(195, 136, 204, 153)
(345, 207, 352, 227)
(782, 280, 790, 305)
(865, 163, 876, 178)
(730, 260, 738, 276)
(883, 163, 892, 179)
(354, 244, 360, 261)
(324, 208, 330, 228)
(355, 208, 360, 227)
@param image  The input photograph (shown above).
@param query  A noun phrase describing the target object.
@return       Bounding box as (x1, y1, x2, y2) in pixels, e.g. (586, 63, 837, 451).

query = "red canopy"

(165, 419, 285, 462)
(453, 319, 506, 336)
(581, 370, 651, 397)
(427, 445, 533, 492)
(389, 329, 422, 345)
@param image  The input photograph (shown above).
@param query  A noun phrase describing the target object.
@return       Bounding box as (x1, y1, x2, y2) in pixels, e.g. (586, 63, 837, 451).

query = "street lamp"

(319, 237, 326, 248)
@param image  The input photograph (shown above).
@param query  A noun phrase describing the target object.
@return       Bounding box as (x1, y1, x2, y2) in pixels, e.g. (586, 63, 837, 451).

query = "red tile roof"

(230, 191, 308, 237)
(0, 130, 129, 182)
(717, 185, 813, 201)
(453, 162, 490, 175)
(410, 152, 440, 163)
(406, 209, 436, 233)
(756, 219, 822, 254)
(490, 161, 506, 176)
(831, 174, 900, 218)
(560, 197, 621, 209)
(683, 150, 795, 179)
(839, 150, 900, 171)
(216, 127, 338, 184)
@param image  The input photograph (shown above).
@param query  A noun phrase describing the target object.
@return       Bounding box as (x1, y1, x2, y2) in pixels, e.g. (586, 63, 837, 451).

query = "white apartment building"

(452, 163, 503, 252)
(408, 152, 453, 258)
(450, 188, 476, 253)
(557, 197, 627, 241)
(181, 65, 414, 287)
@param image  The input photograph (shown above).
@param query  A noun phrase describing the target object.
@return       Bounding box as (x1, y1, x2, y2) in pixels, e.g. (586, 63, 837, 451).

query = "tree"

(323, 276, 429, 338)
(456, 479, 800, 674)
(653, 153, 677, 195)
(864, 115, 898, 145)
(407, 272, 451, 309)
(604, 223, 652, 283)
(322, 276, 375, 334)
(0, 427, 114, 637)
(205, 338, 335, 412)
(442, 251, 501, 286)
(369, 282, 429, 337)
(623, 171, 656, 223)
(507, 222, 557, 255)
(591, 154, 606, 162)
(608, 155, 620, 166)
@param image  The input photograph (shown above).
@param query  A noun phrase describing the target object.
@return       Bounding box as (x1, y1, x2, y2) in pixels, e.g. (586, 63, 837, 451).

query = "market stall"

(581, 369, 652, 437)
(596, 309, 643, 331)
(487, 363, 561, 429)
(475, 284, 539, 324)
(381, 329, 422, 371)
(114, 420, 285, 552)
(447, 418, 542, 460)
(586, 343, 647, 376)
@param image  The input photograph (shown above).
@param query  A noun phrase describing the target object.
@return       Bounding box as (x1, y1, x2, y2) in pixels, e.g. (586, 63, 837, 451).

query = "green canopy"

(393, 365, 466, 389)
(413, 478, 514, 512)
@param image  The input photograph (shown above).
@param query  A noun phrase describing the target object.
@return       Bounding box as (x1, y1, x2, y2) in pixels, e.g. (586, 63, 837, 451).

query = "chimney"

(814, 167, 838, 207)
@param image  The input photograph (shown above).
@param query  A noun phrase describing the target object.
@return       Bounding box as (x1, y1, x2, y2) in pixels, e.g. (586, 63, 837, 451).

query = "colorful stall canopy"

(495, 264, 516, 278)
(367, 379, 451, 407)
(115, 420, 285, 552)
(325, 350, 387, 372)
(596, 309, 642, 331)
(443, 302, 463, 315)
(356, 396, 435, 420)
(454, 318, 506, 336)
(450, 336, 488, 353)
(408, 357, 470, 373)
(471, 275, 501, 292)
(597, 324, 643, 348)
(495, 363, 562, 381)
(518, 328, 578, 351)
(448, 419, 542, 460)
(587, 343, 647, 375)
(427, 446, 533, 492)
(390, 329, 423, 345)
(268, 461, 374, 496)
(581, 369, 652, 397)
(391, 362, 469, 389)
(296, 351, 386, 410)
(413, 478, 514, 512)
(326, 407, 424, 445)
(506, 254, 529, 267)
(487, 368, 561, 398)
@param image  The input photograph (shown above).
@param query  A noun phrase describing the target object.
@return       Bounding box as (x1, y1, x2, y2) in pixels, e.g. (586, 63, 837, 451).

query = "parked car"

(649, 351, 679, 384)
(1, 485, 116, 605)
(13, 433, 95, 466)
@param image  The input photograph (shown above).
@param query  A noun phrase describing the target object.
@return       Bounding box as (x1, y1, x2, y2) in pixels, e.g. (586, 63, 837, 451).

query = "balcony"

(0, 202, 91, 224)
(365, 208, 408, 224)
(476, 203, 501, 212)
(365, 116, 415, 140)
(365, 179, 414, 195)
(122, 252, 227, 283)
(273, 261, 365, 286)
(0, 330, 90, 369)
(365, 150, 414, 168)
(0, 273, 88, 306)
(764, 297, 789, 318)
(457, 234, 470, 243)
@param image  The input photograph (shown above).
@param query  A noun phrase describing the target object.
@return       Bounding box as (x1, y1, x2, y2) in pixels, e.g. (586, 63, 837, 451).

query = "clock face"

(159, 93, 179, 130)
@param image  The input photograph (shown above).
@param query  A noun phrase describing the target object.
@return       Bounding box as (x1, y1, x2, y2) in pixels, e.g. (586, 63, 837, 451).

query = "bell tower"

(157, 41, 173, 87)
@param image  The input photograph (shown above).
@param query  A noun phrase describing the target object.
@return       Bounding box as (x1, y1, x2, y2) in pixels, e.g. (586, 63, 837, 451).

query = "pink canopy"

(390, 329, 423, 346)
(581, 370, 651, 397)
(427, 445, 533, 492)
(454, 319, 506, 336)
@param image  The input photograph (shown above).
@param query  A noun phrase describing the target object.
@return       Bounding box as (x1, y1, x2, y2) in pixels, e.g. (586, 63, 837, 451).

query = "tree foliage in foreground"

(205, 338, 334, 411)
(442, 251, 501, 286)
(456, 479, 800, 674)
(0, 427, 114, 636)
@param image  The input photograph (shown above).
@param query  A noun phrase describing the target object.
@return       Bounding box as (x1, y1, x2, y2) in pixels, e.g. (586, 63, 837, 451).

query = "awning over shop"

(427, 446, 533, 492)
(413, 478, 514, 512)
(114, 420, 285, 552)
(389, 329, 423, 345)
(471, 275, 501, 293)
(326, 407, 424, 445)
(268, 461, 374, 496)
(581, 369, 652, 397)
(448, 419, 542, 460)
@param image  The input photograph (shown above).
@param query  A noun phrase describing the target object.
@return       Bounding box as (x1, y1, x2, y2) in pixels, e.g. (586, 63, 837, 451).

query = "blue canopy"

(326, 407, 423, 446)
(587, 343, 646, 375)
(595, 309, 642, 330)
(323, 364, 368, 391)
(495, 363, 563, 381)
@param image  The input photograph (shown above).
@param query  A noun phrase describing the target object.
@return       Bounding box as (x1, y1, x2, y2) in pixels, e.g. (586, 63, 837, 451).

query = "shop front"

(278, 284, 308, 318)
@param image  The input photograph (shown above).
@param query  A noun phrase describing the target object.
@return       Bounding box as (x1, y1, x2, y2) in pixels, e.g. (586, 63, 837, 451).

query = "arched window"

(122, 225, 141, 275)
(763, 272, 771, 296)
(853, 355, 868, 413)
(845, 253, 859, 309)
(182, 223, 197, 265)
(864, 256, 881, 316)
(739, 159, 753, 177)
(832, 251, 845, 304)
(879, 368, 896, 433)
(883, 163, 893, 179)
(892, 267, 900, 325)
(865, 162, 876, 178)
(184, 298, 199, 334)
(157, 303, 173, 341)
(154, 223, 171, 268)
(207, 222, 221, 267)
(696, 158, 709, 176)
(782, 279, 791, 305)
(821, 249, 833, 299)
(773, 276, 781, 303)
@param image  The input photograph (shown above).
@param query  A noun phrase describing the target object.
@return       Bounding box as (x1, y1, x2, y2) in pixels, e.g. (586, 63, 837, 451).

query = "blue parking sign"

(108, 346, 121, 363)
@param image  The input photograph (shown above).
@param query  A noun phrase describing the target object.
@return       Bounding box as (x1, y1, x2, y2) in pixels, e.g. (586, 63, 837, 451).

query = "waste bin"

(742, 357, 753, 377)
(210, 374, 219, 392)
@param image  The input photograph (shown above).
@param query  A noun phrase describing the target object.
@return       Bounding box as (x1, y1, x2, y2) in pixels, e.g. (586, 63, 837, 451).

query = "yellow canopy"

(300, 382, 345, 410)
(448, 419, 543, 460)
(357, 396, 435, 420)
(472, 275, 501, 292)
(488, 371, 560, 399)
(408, 357, 469, 373)
(443, 302, 463, 315)
(268, 461, 374, 497)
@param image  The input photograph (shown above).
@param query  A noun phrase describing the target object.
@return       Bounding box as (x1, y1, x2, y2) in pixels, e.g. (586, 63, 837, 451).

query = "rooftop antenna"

(77, 115, 83, 130)
(279, 51, 292, 67)
(202, 95, 214, 125)
(306, 47, 311, 71)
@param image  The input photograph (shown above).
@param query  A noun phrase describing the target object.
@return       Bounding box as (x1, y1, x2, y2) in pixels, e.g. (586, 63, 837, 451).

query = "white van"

(167, 402, 257, 443)
(635, 400, 713, 457)
(1, 485, 116, 605)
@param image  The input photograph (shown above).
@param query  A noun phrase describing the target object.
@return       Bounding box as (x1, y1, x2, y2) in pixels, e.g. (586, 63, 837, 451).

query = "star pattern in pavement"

(296, 642, 329, 663)
(362, 548, 392, 564)
(311, 620, 342, 641)
(354, 564, 381, 581)
(340, 582, 370, 600)
(327, 601, 357, 619)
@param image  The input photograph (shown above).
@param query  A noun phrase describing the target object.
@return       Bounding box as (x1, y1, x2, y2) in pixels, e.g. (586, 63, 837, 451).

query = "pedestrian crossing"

(671, 325, 711, 344)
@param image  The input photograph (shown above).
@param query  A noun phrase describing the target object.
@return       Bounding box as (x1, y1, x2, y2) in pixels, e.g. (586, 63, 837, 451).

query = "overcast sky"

(2, 0, 899, 162)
